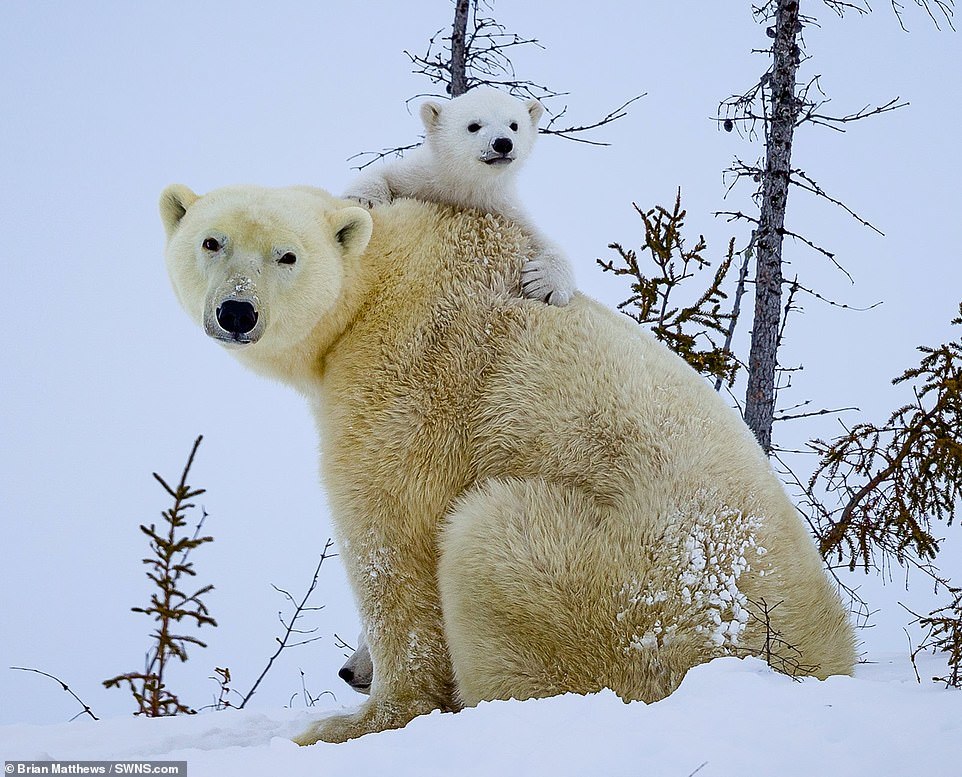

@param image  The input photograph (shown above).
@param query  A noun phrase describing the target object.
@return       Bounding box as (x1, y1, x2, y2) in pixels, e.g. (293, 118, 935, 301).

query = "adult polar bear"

(161, 184, 855, 745)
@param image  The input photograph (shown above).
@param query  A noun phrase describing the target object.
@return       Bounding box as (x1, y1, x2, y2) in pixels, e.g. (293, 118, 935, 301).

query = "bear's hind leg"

(437, 478, 663, 706)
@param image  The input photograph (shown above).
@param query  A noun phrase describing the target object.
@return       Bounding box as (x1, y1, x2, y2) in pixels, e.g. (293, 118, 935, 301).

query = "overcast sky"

(1, 1, 959, 726)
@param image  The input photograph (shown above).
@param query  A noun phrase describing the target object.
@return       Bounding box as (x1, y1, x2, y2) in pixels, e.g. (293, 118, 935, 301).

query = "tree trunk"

(744, 0, 802, 454)
(449, 0, 471, 96)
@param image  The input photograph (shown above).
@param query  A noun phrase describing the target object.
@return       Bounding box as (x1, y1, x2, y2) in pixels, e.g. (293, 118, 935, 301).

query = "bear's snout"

(492, 137, 513, 154)
(216, 299, 259, 337)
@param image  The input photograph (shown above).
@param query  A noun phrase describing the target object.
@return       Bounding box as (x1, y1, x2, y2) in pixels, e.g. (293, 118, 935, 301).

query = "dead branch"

(800, 95, 908, 131)
(540, 94, 647, 146)
(11, 667, 100, 721)
(774, 404, 861, 421)
(890, 0, 956, 31)
(333, 633, 356, 656)
(237, 538, 336, 709)
(785, 277, 883, 312)
(790, 167, 884, 235)
(347, 142, 422, 172)
(715, 239, 754, 392)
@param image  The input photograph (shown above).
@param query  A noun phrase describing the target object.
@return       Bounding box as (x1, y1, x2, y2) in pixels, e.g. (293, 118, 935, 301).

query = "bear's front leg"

(520, 241, 575, 307)
(293, 683, 453, 745)
(293, 532, 459, 744)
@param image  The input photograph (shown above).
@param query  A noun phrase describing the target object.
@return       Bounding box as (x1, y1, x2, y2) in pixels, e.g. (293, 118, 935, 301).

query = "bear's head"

(160, 184, 372, 360)
(420, 87, 544, 182)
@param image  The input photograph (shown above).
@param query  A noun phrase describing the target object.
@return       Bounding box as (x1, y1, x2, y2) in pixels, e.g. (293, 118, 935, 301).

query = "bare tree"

(601, 0, 957, 680)
(411, 0, 642, 142)
(717, 0, 953, 453)
(447, 0, 471, 97)
(741, 0, 801, 455)
(353, 0, 642, 169)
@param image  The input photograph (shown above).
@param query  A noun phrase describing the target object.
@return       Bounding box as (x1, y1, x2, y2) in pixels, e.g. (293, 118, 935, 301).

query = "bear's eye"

(467, 122, 482, 133)
(278, 251, 297, 265)
(510, 122, 519, 132)
(202, 237, 222, 252)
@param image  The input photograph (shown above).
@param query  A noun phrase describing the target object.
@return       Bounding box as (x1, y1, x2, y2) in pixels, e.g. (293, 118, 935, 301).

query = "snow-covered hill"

(3, 655, 959, 777)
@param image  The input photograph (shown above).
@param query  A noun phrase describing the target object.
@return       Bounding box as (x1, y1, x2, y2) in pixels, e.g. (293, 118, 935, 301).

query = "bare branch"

(237, 539, 336, 709)
(775, 404, 861, 421)
(11, 667, 100, 721)
(716, 210, 761, 226)
(890, 0, 956, 31)
(715, 239, 754, 392)
(347, 142, 422, 172)
(333, 633, 356, 654)
(540, 94, 646, 146)
(790, 167, 885, 236)
(821, 1, 873, 17)
(800, 96, 908, 131)
(785, 277, 883, 312)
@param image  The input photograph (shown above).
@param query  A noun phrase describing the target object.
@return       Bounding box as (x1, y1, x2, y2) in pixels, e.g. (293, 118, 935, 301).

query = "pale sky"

(1, 1, 959, 725)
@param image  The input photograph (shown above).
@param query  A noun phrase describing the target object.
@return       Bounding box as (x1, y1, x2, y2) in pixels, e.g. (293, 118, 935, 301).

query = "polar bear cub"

(338, 632, 373, 695)
(345, 87, 575, 306)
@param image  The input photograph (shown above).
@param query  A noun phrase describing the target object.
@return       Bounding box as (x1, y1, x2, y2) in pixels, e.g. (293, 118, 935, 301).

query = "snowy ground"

(2, 654, 959, 777)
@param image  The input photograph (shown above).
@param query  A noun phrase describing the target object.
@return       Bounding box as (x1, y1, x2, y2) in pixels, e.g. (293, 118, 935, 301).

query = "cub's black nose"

(216, 300, 258, 335)
(492, 136, 513, 154)
(339, 666, 355, 684)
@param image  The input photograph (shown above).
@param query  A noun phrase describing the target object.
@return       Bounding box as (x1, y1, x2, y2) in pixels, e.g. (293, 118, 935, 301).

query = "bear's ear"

(420, 101, 444, 134)
(329, 205, 373, 257)
(525, 99, 544, 127)
(160, 184, 199, 238)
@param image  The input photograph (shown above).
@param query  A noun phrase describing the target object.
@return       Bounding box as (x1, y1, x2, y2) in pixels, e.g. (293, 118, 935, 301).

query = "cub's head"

(160, 184, 372, 358)
(338, 631, 373, 695)
(420, 87, 544, 177)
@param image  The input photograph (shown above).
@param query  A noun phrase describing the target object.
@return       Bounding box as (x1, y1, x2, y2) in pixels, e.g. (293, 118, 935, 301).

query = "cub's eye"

(278, 252, 297, 265)
(467, 122, 481, 133)
(202, 237, 222, 252)
(510, 122, 519, 132)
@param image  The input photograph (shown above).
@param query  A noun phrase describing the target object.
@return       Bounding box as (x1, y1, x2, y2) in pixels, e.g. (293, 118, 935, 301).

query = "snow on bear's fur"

(161, 184, 856, 745)
(345, 87, 575, 306)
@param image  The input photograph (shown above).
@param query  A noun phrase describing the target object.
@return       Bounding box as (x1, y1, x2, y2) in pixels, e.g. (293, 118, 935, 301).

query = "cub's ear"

(160, 184, 199, 238)
(329, 205, 373, 257)
(525, 99, 544, 127)
(420, 101, 444, 133)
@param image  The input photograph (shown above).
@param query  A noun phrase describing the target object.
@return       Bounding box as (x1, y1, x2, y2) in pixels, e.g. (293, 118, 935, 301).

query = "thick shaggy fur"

(161, 185, 856, 745)
(344, 87, 574, 306)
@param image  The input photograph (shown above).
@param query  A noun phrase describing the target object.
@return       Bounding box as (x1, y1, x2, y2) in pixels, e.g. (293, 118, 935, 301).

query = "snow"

(3, 656, 959, 777)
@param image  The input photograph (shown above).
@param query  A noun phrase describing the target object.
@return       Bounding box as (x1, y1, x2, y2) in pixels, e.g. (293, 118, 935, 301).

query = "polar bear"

(339, 632, 373, 695)
(160, 183, 856, 745)
(345, 87, 575, 306)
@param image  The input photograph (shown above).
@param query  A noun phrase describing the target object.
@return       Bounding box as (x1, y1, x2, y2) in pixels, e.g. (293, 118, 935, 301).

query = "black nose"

(492, 137, 513, 154)
(216, 300, 258, 335)
(339, 667, 355, 684)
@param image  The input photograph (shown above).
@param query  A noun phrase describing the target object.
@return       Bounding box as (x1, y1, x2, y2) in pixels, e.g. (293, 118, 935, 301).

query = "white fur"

(345, 88, 575, 306)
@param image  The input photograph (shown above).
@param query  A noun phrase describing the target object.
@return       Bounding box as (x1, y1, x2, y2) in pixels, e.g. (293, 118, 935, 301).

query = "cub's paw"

(346, 194, 391, 210)
(521, 251, 575, 307)
(343, 178, 393, 210)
